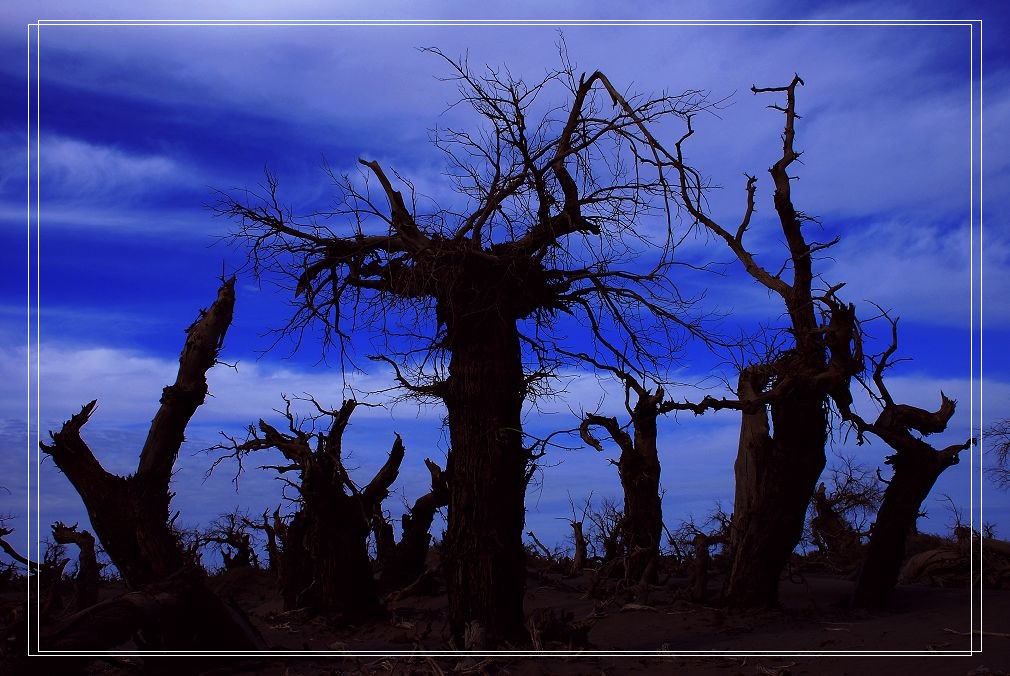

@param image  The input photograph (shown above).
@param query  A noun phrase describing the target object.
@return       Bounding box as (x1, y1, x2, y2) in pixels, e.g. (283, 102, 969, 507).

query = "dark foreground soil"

(5, 563, 1006, 675)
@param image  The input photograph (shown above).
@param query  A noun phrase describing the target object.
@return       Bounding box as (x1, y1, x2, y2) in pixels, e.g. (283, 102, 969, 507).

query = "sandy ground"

(193, 567, 1010, 674)
(4, 565, 1007, 675)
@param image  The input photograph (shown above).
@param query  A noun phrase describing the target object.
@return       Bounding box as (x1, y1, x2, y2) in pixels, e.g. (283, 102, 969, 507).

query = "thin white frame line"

(26, 17, 983, 659)
(32, 19, 41, 656)
(977, 18, 985, 655)
(25, 21, 33, 659)
(969, 20, 975, 654)
(34, 18, 980, 21)
(973, 19, 981, 654)
(29, 22, 978, 27)
(33, 18, 980, 24)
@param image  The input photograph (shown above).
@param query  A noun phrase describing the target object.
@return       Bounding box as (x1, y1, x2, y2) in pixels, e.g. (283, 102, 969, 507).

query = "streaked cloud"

(41, 136, 182, 200)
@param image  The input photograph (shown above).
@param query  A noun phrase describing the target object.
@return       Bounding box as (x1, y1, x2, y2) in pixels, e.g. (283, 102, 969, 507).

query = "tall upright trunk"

(723, 365, 827, 606)
(443, 310, 528, 647)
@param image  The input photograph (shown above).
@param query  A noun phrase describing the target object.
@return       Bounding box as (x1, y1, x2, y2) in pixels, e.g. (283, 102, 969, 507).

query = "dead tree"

(810, 484, 861, 567)
(203, 512, 258, 571)
(985, 417, 1010, 491)
(218, 49, 712, 644)
(808, 455, 882, 571)
(210, 398, 405, 622)
(564, 496, 591, 578)
(569, 521, 588, 578)
(40, 279, 262, 650)
(243, 508, 283, 574)
(42, 280, 233, 588)
(578, 361, 675, 583)
(586, 496, 624, 564)
(843, 319, 972, 607)
(669, 504, 731, 601)
(51, 522, 100, 610)
(373, 457, 449, 592)
(647, 77, 864, 606)
(0, 523, 39, 576)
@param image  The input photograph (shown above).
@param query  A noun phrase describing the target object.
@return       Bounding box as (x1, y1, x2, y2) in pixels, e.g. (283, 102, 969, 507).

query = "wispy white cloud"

(40, 135, 185, 201)
(3, 326, 1006, 555)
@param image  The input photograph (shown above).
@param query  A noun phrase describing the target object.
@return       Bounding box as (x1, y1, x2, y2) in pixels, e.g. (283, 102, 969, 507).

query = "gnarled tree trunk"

(40, 279, 262, 650)
(51, 522, 100, 611)
(664, 77, 865, 609)
(852, 394, 970, 607)
(621, 402, 664, 582)
(298, 450, 381, 621)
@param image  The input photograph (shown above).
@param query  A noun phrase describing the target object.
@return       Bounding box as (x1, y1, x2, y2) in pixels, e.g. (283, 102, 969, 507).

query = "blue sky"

(1, 3, 1007, 566)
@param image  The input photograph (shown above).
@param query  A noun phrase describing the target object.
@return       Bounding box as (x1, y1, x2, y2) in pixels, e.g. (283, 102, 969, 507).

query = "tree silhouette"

(577, 355, 679, 584)
(650, 76, 965, 607)
(843, 317, 972, 607)
(986, 417, 1010, 491)
(210, 397, 403, 621)
(217, 48, 711, 645)
(51, 522, 100, 610)
(808, 455, 882, 572)
(658, 76, 865, 606)
(40, 279, 263, 650)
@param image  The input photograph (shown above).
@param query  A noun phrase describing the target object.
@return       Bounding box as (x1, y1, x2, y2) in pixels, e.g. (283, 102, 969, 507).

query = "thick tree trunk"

(845, 390, 968, 607)
(691, 534, 728, 602)
(443, 310, 528, 647)
(853, 467, 937, 607)
(723, 365, 827, 607)
(295, 456, 380, 621)
(620, 406, 663, 582)
(854, 443, 961, 607)
(580, 390, 665, 584)
(228, 408, 404, 621)
(89, 476, 188, 588)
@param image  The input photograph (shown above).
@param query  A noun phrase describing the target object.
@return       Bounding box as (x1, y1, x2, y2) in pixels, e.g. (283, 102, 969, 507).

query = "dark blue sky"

(1, 6, 1007, 565)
